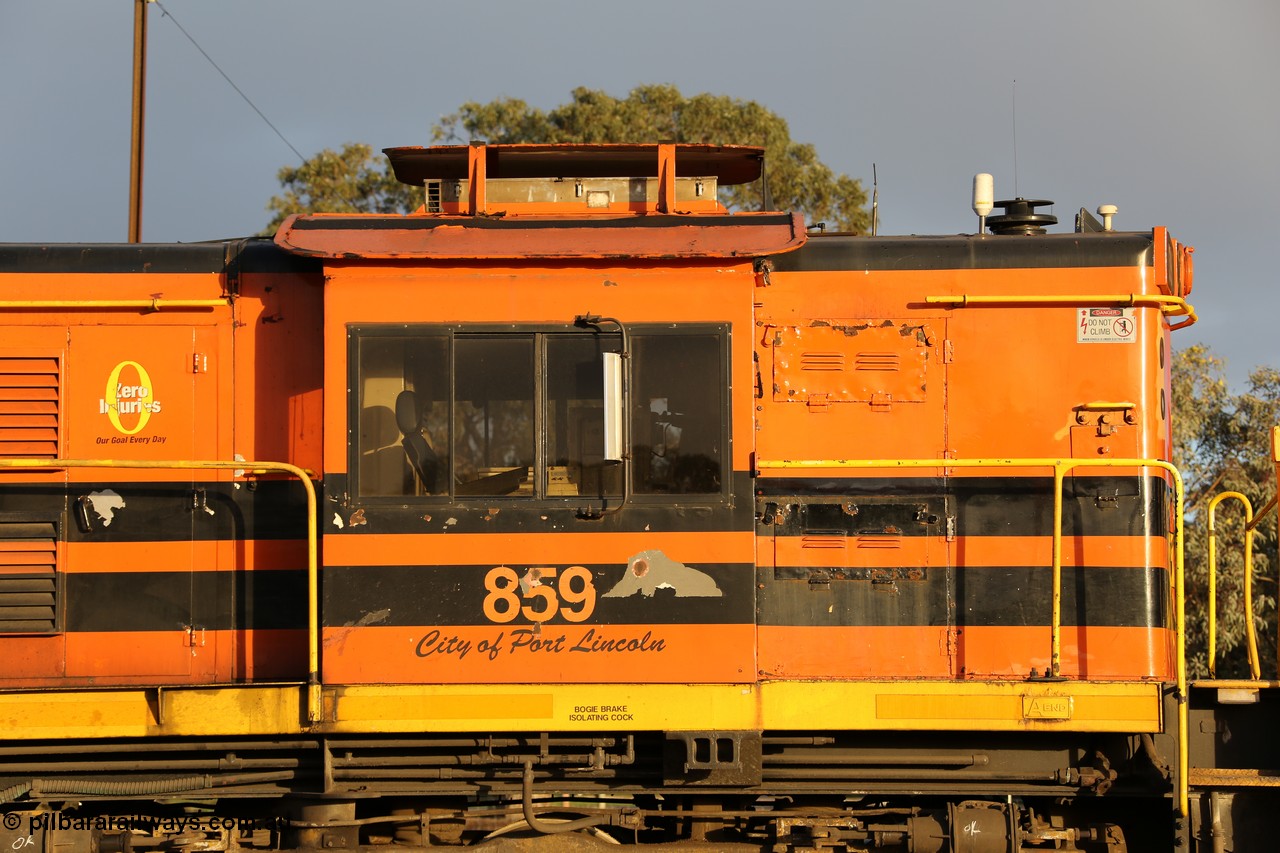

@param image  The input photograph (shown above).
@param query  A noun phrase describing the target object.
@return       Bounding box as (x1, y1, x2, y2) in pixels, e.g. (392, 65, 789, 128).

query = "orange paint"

(770, 534, 1170, 570)
(759, 625, 1173, 681)
(322, 623, 755, 684)
(325, 530, 754, 567)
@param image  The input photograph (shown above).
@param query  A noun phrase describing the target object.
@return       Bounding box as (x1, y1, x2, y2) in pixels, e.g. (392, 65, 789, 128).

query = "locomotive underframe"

(0, 725, 1171, 851)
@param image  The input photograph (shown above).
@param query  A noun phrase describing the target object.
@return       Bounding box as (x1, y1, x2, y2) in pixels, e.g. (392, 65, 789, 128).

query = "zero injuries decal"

(96, 359, 168, 445)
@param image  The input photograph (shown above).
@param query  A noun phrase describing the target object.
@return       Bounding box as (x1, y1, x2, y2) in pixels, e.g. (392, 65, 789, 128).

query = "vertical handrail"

(1206, 492, 1260, 680)
(1208, 424, 1280, 681)
(1252, 493, 1280, 676)
(0, 458, 320, 722)
(1051, 465, 1065, 677)
(755, 455, 1186, 815)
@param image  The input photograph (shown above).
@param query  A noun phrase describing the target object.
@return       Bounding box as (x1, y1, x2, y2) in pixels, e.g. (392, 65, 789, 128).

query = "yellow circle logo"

(104, 360, 156, 435)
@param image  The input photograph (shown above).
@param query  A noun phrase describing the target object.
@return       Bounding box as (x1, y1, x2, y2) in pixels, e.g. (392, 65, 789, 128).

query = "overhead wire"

(152, 1, 305, 163)
(149, 1, 374, 216)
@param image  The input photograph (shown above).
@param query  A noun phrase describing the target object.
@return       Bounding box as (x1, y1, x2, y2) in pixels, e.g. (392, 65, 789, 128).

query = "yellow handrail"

(756, 455, 1187, 816)
(0, 458, 320, 723)
(0, 299, 229, 311)
(1206, 492, 1260, 680)
(925, 293, 1197, 330)
(1078, 400, 1137, 411)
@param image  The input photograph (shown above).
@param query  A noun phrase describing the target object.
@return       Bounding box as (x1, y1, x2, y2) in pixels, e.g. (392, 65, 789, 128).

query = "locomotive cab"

(275, 143, 803, 688)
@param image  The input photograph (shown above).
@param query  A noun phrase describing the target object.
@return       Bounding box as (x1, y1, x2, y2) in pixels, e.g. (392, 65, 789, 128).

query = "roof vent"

(987, 198, 1057, 235)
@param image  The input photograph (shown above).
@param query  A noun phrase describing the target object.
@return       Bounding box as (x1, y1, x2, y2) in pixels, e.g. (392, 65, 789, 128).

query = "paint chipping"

(520, 568, 544, 595)
(603, 550, 723, 599)
(352, 609, 390, 627)
(87, 490, 125, 527)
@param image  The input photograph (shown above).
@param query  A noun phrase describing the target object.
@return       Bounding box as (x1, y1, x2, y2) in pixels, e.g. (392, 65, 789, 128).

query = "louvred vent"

(0, 357, 59, 458)
(799, 352, 845, 372)
(855, 352, 901, 372)
(0, 521, 57, 634)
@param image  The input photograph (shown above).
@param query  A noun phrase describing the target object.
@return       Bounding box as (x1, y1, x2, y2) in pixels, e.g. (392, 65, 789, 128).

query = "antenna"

(1011, 79, 1019, 198)
(760, 130, 773, 211)
(870, 164, 879, 236)
(973, 173, 994, 234)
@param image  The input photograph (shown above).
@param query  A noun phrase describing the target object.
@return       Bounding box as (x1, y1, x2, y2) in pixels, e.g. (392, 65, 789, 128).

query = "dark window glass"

(546, 336, 623, 498)
(454, 337, 534, 496)
(357, 336, 447, 497)
(353, 327, 724, 500)
(631, 333, 723, 494)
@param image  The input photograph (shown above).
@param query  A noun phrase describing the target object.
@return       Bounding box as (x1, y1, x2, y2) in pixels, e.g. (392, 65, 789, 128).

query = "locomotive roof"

(384, 143, 766, 186)
(0, 232, 1163, 273)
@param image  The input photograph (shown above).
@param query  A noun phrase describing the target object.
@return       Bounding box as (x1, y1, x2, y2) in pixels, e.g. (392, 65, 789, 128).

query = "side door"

(755, 317, 956, 678)
(62, 325, 217, 680)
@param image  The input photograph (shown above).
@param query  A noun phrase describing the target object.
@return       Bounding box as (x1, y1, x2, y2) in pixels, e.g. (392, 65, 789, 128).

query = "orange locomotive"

(0, 142, 1271, 850)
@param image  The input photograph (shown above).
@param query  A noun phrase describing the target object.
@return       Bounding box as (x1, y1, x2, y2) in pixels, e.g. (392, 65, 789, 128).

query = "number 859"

(482, 566, 597, 624)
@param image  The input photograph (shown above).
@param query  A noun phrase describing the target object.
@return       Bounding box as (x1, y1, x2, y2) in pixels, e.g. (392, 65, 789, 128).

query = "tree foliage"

(1175, 345, 1280, 678)
(265, 86, 869, 233)
(264, 143, 419, 233)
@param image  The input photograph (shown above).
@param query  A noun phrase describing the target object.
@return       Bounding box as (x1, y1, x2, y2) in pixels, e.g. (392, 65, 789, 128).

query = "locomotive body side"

(318, 255, 759, 689)
(757, 233, 1176, 685)
(0, 242, 320, 688)
(6, 143, 1265, 851)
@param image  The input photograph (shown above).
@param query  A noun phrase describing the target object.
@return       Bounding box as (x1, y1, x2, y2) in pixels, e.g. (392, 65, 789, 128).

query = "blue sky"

(2, 1, 1276, 386)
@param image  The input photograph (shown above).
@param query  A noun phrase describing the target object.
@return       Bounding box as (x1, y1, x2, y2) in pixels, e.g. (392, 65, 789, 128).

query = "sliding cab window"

(353, 326, 726, 501)
(630, 332, 725, 495)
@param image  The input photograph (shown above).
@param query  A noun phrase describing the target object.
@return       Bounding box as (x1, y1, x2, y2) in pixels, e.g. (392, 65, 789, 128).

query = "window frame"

(347, 322, 731, 506)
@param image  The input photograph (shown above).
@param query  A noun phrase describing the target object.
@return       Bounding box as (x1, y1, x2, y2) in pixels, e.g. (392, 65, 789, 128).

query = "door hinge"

(193, 352, 208, 373)
(186, 626, 206, 649)
(806, 393, 830, 412)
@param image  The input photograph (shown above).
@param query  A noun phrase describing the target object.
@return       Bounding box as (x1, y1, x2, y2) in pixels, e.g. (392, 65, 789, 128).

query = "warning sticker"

(1077, 308, 1136, 344)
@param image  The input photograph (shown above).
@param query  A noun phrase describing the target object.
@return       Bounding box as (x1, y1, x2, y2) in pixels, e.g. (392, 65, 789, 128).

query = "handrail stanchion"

(1051, 463, 1065, 678)
(1206, 492, 1259, 680)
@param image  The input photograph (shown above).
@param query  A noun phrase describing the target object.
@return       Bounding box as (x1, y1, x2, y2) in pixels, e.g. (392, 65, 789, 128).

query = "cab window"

(352, 326, 725, 500)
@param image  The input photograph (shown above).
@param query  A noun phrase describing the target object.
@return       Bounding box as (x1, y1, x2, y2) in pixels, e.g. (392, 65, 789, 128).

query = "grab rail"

(0, 298, 228, 311)
(1206, 492, 1261, 679)
(926, 293, 1197, 331)
(0, 458, 320, 723)
(1203, 426, 1280, 682)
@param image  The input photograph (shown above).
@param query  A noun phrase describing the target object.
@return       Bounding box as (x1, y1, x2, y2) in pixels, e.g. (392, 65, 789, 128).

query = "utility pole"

(128, 0, 149, 243)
